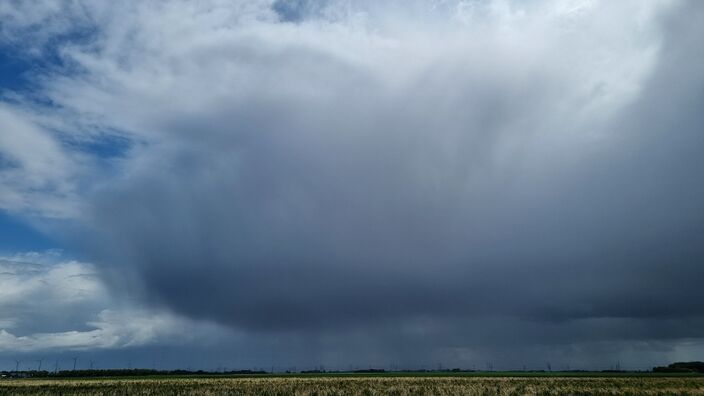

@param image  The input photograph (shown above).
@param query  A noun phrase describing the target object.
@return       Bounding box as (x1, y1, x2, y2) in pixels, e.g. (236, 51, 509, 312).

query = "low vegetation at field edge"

(2, 376, 704, 395)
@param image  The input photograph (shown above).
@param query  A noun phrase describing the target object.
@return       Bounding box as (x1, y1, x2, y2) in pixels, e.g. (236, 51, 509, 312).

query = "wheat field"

(2, 376, 704, 395)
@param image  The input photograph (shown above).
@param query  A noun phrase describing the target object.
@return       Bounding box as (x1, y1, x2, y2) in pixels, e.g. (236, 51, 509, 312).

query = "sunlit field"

(2, 375, 704, 395)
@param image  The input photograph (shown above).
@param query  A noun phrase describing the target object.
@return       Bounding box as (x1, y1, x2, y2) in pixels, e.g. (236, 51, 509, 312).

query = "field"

(2, 374, 704, 395)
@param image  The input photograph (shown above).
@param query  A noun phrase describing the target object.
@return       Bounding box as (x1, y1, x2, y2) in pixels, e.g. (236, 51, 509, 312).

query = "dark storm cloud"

(80, 0, 704, 340)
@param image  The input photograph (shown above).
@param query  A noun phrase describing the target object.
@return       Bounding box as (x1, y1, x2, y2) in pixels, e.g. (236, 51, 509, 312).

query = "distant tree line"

(1, 369, 268, 378)
(3, 362, 702, 378)
(653, 362, 704, 373)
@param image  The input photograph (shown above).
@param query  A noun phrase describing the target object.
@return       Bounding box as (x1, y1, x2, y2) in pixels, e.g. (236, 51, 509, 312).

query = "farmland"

(2, 374, 704, 395)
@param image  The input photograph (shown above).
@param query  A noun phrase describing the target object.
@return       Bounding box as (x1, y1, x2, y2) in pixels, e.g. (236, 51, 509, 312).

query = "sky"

(1, 0, 704, 372)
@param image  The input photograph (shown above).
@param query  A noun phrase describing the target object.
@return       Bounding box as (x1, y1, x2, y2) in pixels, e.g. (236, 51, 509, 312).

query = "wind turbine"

(72, 357, 78, 371)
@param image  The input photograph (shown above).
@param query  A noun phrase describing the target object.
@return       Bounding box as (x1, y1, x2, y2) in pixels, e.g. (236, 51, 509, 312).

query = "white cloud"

(0, 105, 81, 218)
(0, 252, 229, 353)
(0, 309, 218, 352)
(0, 257, 103, 308)
(0, 0, 673, 220)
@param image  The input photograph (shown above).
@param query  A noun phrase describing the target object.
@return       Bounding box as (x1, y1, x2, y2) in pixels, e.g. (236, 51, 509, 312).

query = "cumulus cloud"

(0, 310, 219, 353)
(1, 0, 704, 368)
(0, 252, 229, 355)
(0, 105, 81, 217)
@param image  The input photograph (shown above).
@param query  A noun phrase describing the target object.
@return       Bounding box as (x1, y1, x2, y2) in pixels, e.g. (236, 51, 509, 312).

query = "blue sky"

(1, 0, 704, 371)
(0, 43, 58, 254)
(0, 38, 108, 258)
(0, 47, 28, 91)
(0, 211, 56, 253)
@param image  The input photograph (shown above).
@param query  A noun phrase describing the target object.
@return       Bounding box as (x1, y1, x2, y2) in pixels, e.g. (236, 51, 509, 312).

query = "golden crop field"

(2, 376, 704, 396)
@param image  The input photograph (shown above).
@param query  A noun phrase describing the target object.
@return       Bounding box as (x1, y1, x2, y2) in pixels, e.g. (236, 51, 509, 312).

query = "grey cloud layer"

(2, 0, 704, 367)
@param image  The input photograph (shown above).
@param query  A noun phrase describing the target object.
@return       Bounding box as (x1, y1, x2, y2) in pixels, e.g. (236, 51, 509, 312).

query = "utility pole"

(72, 357, 78, 371)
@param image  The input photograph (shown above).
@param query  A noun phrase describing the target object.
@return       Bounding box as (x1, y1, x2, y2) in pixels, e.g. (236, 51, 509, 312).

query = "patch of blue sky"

(0, 210, 58, 254)
(2, 24, 132, 157)
(1, 21, 99, 93)
(65, 132, 133, 160)
(0, 46, 31, 92)
(273, 0, 327, 23)
(0, 46, 56, 253)
(0, 28, 106, 255)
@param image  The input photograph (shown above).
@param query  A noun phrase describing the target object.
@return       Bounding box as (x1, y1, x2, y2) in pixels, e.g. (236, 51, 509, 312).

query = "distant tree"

(653, 361, 704, 373)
